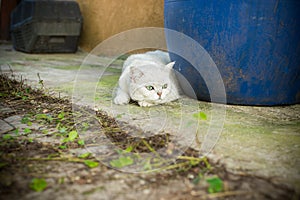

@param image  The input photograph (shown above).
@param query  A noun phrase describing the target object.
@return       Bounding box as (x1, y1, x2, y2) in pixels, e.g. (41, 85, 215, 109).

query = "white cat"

(113, 50, 181, 107)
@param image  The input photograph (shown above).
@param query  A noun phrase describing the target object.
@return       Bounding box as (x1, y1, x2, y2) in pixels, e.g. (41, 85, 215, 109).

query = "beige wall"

(76, 0, 164, 52)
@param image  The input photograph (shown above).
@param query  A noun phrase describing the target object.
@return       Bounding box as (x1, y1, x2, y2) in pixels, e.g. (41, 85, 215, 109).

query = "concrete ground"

(0, 43, 299, 198)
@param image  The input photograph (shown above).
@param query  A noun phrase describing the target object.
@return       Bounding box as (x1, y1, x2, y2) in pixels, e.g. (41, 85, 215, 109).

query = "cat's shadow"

(128, 99, 139, 106)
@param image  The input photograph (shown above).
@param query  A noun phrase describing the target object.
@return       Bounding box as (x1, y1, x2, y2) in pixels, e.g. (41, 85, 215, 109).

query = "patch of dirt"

(0, 73, 297, 200)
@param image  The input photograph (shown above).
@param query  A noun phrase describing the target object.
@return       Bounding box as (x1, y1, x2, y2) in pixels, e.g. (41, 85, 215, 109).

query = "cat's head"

(129, 62, 175, 103)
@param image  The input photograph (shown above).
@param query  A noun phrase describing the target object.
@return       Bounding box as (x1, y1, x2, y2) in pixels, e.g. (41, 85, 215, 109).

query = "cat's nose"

(157, 91, 162, 97)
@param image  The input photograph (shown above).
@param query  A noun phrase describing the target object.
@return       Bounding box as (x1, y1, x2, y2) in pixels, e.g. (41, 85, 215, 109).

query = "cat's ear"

(166, 61, 175, 69)
(130, 66, 144, 83)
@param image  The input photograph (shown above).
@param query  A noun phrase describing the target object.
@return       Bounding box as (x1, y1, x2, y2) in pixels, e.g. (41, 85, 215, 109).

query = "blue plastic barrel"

(164, 0, 300, 105)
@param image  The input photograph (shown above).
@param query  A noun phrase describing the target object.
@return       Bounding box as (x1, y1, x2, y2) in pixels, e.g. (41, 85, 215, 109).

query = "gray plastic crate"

(11, 0, 83, 53)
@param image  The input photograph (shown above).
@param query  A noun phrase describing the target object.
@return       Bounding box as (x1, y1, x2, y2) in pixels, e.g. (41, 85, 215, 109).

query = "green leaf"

(14, 128, 19, 135)
(62, 138, 69, 143)
(68, 131, 78, 142)
(59, 145, 67, 149)
(22, 96, 28, 100)
(84, 160, 99, 168)
(78, 152, 91, 159)
(193, 112, 207, 120)
(35, 113, 47, 120)
(25, 88, 31, 94)
(124, 146, 133, 153)
(3, 134, 13, 140)
(59, 127, 67, 134)
(35, 114, 53, 122)
(110, 156, 134, 168)
(206, 177, 223, 193)
(57, 112, 65, 119)
(58, 177, 65, 184)
(82, 122, 89, 130)
(27, 138, 34, 143)
(30, 178, 47, 192)
(78, 139, 85, 146)
(21, 116, 30, 124)
(24, 128, 32, 134)
(143, 159, 152, 170)
(190, 159, 200, 166)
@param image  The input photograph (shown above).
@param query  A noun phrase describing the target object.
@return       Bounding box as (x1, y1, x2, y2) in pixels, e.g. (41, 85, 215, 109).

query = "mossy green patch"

(50, 65, 81, 70)
(105, 67, 122, 73)
(97, 75, 119, 89)
(25, 57, 41, 61)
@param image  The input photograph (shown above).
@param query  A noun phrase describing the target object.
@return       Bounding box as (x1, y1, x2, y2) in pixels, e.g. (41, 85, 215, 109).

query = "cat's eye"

(162, 84, 168, 89)
(145, 85, 154, 91)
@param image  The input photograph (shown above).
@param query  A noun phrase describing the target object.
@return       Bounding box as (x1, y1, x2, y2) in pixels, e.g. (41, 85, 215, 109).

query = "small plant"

(3, 134, 13, 140)
(35, 113, 53, 123)
(84, 160, 99, 168)
(27, 138, 34, 143)
(81, 122, 89, 131)
(126, 146, 134, 152)
(58, 145, 67, 149)
(30, 178, 47, 192)
(193, 111, 207, 120)
(24, 128, 32, 134)
(21, 115, 32, 125)
(110, 156, 134, 168)
(206, 176, 223, 193)
(78, 152, 91, 159)
(77, 139, 85, 146)
(14, 128, 20, 135)
(143, 158, 152, 170)
(37, 73, 44, 89)
(58, 126, 67, 134)
(14, 91, 28, 100)
(57, 111, 65, 120)
(61, 130, 78, 143)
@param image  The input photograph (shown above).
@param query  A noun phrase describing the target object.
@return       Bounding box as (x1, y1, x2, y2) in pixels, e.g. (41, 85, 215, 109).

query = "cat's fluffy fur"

(113, 50, 181, 107)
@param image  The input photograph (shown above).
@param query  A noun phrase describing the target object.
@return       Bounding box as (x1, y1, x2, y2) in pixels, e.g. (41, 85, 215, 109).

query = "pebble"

(150, 178, 156, 182)
(143, 189, 151, 194)
(139, 179, 146, 185)
(187, 174, 194, 179)
(43, 109, 49, 113)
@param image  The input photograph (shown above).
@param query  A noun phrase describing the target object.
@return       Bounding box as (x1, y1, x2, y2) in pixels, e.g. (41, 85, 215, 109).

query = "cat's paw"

(113, 93, 130, 105)
(138, 101, 155, 107)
